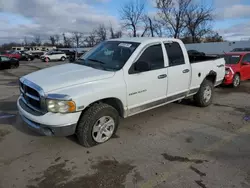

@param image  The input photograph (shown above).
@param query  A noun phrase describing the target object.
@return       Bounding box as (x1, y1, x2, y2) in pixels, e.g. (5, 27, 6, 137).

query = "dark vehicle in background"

(31, 51, 44, 58)
(0, 55, 19, 69)
(18, 51, 35, 61)
(69, 50, 87, 62)
(188, 50, 205, 56)
(231, 48, 250, 52)
(223, 52, 250, 87)
(60, 49, 72, 57)
(0, 51, 21, 60)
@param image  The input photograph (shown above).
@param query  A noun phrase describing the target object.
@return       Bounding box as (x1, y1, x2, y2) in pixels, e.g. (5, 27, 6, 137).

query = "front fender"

(46, 72, 127, 113)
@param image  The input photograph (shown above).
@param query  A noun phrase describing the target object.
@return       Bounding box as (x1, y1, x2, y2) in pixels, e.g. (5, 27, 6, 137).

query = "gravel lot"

(0, 59, 250, 188)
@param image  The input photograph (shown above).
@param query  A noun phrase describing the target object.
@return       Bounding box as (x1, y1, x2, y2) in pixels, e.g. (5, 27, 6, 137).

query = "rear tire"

(9, 64, 15, 69)
(194, 79, 214, 107)
(61, 57, 66, 61)
(232, 74, 240, 88)
(76, 103, 119, 147)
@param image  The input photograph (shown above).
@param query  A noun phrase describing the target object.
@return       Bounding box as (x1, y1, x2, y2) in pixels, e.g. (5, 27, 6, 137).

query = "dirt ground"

(0, 59, 250, 188)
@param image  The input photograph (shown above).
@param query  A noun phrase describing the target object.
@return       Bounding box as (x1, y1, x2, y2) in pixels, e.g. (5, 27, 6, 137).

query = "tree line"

(0, 0, 224, 51)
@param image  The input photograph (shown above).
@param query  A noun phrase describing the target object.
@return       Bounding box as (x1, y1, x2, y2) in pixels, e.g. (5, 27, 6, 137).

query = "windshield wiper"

(87, 58, 105, 64)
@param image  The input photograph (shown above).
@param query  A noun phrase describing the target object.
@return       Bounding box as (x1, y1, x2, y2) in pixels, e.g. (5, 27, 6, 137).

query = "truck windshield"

(77, 41, 140, 71)
(224, 55, 241, 64)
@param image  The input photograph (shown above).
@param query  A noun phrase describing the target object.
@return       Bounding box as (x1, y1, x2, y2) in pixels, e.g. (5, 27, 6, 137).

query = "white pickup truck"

(17, 38, 225, 147)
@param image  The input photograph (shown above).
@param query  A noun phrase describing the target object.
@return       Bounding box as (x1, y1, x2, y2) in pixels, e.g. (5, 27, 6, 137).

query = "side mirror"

(242, 62, 250, 65)
(134, 61, 150, 72)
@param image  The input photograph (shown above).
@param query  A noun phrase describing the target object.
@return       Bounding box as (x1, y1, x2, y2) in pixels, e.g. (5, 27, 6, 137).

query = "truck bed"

(189, 57, 225, 92)
(189, 55, 221, 64)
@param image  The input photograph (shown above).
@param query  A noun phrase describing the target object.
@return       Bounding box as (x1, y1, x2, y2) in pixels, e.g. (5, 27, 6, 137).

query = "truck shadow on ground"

(216, 82, 250, 94)
(8, 114, 43, 137)
(0, 100, 18, 112)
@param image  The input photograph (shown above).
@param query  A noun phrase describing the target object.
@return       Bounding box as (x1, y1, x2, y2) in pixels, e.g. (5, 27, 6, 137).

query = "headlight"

(46, 99, 76, 113)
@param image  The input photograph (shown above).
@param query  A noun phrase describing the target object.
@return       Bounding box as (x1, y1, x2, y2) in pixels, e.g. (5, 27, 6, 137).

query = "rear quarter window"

(164, 42, 185, 66)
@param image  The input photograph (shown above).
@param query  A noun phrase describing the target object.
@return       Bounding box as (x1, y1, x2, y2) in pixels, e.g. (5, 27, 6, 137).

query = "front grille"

(20, 80, 45, 113)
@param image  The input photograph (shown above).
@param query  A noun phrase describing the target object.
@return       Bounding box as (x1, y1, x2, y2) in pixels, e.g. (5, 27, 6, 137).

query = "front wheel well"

(82, 98, 124, 117)
(234, 72, 240, 77)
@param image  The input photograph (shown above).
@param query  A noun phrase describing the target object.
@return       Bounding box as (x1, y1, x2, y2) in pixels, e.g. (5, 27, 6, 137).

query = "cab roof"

(108, 37, 180, 44)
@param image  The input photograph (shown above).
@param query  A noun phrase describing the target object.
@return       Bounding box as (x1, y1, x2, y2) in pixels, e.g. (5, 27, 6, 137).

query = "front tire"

(232, 74, 240, 88)
(61, 57, 66, 61)
(76, 103, 119, 147)
(194, 80, 214, 107)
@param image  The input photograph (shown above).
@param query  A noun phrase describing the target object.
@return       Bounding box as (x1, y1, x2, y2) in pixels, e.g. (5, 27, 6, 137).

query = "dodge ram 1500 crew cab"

(17, 38, 225, 147)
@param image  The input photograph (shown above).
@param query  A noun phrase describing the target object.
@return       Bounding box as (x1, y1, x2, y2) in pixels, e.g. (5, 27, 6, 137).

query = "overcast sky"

(0, 0, 250, 44)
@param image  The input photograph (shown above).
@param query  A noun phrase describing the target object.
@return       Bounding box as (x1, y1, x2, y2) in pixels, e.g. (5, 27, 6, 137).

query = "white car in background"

(43, 51, 66, 61)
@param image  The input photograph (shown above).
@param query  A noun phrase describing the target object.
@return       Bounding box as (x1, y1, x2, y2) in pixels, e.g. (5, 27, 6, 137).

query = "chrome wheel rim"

(92, 116, 115, 143)
(203, 86, 212, 103)
(233, 75, 240, 87)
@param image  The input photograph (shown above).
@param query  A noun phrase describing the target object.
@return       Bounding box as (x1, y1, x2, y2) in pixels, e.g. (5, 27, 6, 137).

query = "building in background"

(186, 41, 250, 55)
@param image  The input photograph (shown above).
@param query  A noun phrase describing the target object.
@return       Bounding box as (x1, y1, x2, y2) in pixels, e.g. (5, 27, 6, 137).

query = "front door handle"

(158, 74, 167, 79)
(183, 69, 190, 73)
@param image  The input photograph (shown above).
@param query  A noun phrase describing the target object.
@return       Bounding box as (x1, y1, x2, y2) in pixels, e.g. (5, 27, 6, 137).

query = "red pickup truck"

(223, 52, 250, 87)
(0, 51, 21, 60)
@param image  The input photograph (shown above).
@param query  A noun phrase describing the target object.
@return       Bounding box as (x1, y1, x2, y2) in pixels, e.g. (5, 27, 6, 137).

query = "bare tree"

(141, 15, 166, 37)
(110, 22, 123, 39)
(49, 36, 56, 46)
(156, 0, 191, 38)
(142, 15, 163, 37)
(62, 33, 72, 47)
(72, 32, 83, 47)
(110, 23, 116, 39)
(95, 24, 107, 42)
(204, 31, 223, 42)
(120, 0, 146, 37)
(114, 31, 122, 38)
(154, 20, 164, 37)
(23, 37, 29, 46)
(34, 35, 41, 46)
(84, 32, 97, 47)
(55, 34, 60, 45)
(147, 17, 154, 37)
(185, 4, 213, 43)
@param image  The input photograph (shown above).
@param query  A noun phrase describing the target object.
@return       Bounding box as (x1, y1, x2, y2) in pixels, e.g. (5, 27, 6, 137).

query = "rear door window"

(164, 42, 185, 66)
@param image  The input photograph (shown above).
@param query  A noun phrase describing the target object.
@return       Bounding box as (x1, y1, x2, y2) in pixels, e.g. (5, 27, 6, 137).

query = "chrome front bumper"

(17, 96, 80, 137)
(20, 113, 77, 136)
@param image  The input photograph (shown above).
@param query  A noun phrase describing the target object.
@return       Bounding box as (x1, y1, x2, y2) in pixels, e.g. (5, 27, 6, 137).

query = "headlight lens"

(46, 99, 76, 113)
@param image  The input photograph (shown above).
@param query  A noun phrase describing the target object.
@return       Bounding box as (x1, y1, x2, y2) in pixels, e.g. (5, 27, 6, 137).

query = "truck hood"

(24, 63, 115, 92)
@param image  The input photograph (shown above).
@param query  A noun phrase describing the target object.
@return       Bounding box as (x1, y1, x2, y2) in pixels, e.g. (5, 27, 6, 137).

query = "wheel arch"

(204, 70, 217, 84)
(81, 97, 125, 118)
(234, 72, 241, 77)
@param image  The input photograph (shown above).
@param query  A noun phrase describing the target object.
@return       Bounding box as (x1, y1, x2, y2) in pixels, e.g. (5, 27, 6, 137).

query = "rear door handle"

(158, 74, 167, 79)
(217, 64, 224, 68)
(183, 69, 190, 73)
